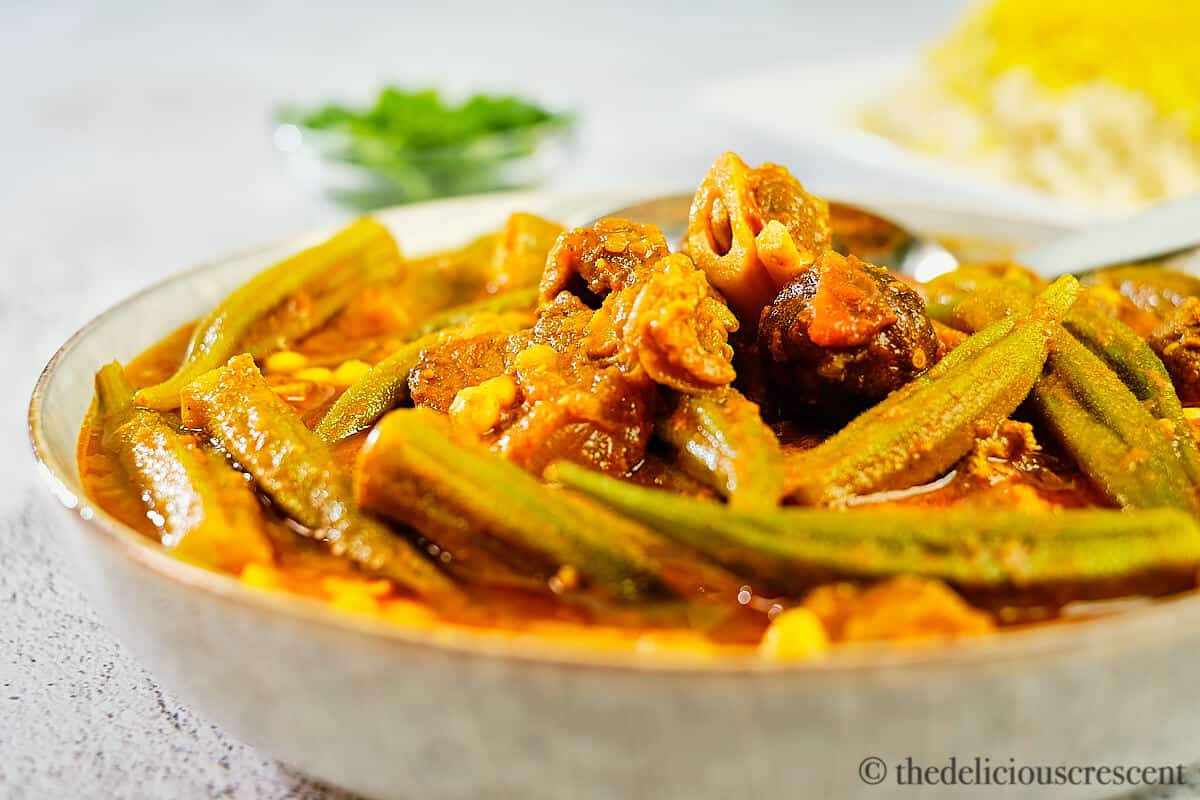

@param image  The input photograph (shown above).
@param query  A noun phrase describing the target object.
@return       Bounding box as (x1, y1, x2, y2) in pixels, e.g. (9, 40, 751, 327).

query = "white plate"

(693, 49, 1118, 229)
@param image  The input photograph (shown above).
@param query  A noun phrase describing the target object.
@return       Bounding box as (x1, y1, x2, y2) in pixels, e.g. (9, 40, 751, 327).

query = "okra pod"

(927, 283, 1200, 504)
(1037, 330, 1198, 511)
(553, 462, 1200, 591)
(409, 287, 537, 339)
(921, 263, 1044, 325)
(655, 388, 783, 509)
(355, 407, 744, 603)
(1065, 300, 1200, 482)
(314, 308, 531, 442)
(1031, 372, 1193, 510)
(180, 354, 459, 601)
(136, 218, 401, 410)
(95, 362, 272, 572)
(784, 276, 1079, 504)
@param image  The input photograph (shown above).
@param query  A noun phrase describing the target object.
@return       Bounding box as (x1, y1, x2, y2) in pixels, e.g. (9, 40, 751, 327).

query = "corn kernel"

(294, 366, 335, 383)
(479, 374, 518, 406)
(758, 607, 830, 660)
(514, 344, 558, 372)
(448, 375, 518, 434)
(264, 350, 308, 373)
(332, 359, 372, 387)
(448, 386, 498, 435)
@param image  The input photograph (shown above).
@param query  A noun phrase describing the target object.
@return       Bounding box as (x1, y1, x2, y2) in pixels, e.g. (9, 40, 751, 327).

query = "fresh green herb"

(280, 87, 573, 208)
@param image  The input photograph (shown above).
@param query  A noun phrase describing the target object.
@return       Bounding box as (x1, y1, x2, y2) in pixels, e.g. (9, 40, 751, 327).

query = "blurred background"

(4, 0, 976, 445)
(6, 0, 1200, 795)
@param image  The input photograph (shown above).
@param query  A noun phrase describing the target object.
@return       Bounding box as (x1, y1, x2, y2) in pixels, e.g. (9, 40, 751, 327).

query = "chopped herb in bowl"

(276, 88, 575, 209)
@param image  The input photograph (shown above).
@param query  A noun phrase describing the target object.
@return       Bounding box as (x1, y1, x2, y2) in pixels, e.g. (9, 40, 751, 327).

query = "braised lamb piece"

(757, 250, 938, 416)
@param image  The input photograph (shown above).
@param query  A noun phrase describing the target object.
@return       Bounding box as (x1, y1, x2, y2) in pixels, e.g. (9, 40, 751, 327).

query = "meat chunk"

(494, 294, 658, 476)
(408, 331, 512, 412)
(539, 217, 671, 302)
(757, 250, 937, 416)
(1149, 297, 1200, 403)
(584, 253, 738, 393)
(687, 152, 832, 325)
(433, 217, 741, 477)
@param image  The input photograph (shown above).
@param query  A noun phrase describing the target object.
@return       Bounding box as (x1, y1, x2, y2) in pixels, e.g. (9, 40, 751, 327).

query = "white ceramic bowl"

(29, 191, 1200, 800)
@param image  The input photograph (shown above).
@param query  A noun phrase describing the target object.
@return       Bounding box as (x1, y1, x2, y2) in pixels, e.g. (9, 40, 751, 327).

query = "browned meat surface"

(757, 250, 937, 417)
(585, 253, 738, 393)
(1150, 297, 1200, 403)
(409, 331, 513, 412)
(494, 292, 658, 476)
(436, 219, 741, 477)
(539, 217, 671, 302)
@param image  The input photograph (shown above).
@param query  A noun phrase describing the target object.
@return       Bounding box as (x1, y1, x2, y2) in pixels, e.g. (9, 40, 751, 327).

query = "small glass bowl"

(273, 116, 577, 210)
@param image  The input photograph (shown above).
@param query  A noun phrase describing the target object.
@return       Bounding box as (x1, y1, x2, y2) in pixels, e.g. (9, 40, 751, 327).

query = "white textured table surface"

(3, 2, 1198, 797)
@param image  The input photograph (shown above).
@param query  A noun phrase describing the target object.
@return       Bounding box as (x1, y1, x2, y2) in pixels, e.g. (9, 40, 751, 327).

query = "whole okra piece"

(1034, 329, 1199, 512)
(931, 284, 1200, 510)
(655, 388, 783, 509)
(553, 462, 1200, 593)
(784, 275, 1079, 505)
(136, 218, 402, 410)
(94, 362, 272, 572)
(355, 407, 745, 604)
(1031, 371, 1193, 510)
(1064, 299, 1200, 482)
(180, 354, 460, 602)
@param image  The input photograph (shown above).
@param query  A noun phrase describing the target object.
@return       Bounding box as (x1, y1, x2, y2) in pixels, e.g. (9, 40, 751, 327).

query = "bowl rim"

(29, 189, 1200, 677)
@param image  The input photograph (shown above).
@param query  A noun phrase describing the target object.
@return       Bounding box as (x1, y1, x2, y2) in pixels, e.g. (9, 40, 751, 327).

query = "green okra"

(655, 388, 783, 510)
(1064, 299, 1200, 482)
(940, 286, 1200, 510)
(136, 218, 401, 410)
(784, 276, 1079, 505)
(355, 407, 744, 604)
(949, 284, 1032, 333)
(180, 354, 460, 602)
(921, 263, 1044, 325)
(552, 462, 1200, 592)
(94, 362, 272, 571)
(1030, 372, 1192, 510)
(408, 286, 537, 338)
(1035, 330, 1199, 511)
(314, 308, 531, 442)
(947, 278, 1200, 485)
